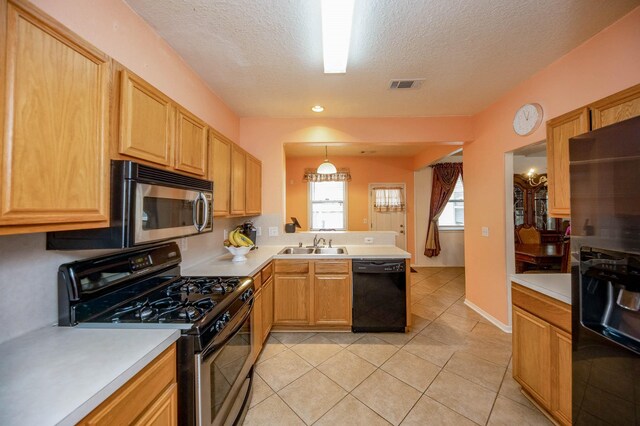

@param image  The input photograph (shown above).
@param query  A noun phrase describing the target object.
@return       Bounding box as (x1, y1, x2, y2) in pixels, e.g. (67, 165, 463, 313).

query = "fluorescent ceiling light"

(321, 0, 355, 74)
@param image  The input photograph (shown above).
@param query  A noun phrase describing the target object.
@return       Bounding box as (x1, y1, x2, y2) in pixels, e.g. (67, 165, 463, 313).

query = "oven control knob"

(241, 289, 254, 301)
(214, 320, 225, 332)
(222, 312, 231, 322)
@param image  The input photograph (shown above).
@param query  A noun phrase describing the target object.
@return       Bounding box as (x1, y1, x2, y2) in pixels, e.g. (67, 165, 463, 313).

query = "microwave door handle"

(192, 193, 202, 232)
(200, 192, 209, 232)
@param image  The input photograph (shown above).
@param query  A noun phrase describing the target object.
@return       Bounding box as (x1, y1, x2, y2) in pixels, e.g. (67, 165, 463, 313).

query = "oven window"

(142, 197, 195, 230)
(210, 321, 251, 419)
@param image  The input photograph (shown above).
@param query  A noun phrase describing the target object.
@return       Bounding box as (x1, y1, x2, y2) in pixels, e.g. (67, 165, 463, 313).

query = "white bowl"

(226, 245, 252, 262)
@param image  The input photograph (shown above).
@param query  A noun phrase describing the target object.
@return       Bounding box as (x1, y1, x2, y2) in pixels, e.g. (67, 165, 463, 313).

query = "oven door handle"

(201, 299, 253, 360)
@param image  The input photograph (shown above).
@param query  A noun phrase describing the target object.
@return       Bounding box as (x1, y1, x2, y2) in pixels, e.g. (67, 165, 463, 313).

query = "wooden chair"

(516, 225, 541, 244)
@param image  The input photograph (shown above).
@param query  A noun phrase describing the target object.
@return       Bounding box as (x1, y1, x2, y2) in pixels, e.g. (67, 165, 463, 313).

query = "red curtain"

(424, 163, 463, 257)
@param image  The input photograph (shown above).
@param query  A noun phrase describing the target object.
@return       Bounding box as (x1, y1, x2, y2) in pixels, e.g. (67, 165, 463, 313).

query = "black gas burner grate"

(166, 276, 241, 297)
(110, 296, 217, 323)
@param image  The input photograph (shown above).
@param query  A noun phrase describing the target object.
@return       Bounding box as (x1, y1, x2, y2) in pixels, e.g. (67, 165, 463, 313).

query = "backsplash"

(0, 217, 243, 345)
(0, 214, 398, 345)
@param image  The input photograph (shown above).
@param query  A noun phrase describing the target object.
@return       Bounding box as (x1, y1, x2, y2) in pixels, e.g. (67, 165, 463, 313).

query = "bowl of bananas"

(224, 228, 254, 262)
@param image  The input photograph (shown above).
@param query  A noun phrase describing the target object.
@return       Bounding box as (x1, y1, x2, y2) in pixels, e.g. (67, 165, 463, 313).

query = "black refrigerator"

(569, 115, 640, 425)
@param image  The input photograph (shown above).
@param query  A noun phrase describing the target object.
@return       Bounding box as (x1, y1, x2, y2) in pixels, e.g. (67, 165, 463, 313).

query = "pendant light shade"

(317, 146, 337, 174)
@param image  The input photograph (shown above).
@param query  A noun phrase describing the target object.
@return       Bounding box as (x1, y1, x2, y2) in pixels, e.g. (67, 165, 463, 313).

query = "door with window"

(369, 184, 407, 250)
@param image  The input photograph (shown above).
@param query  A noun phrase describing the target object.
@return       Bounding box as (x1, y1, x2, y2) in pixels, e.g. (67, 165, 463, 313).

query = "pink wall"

(464, 6, 640, 324)
(30, 0, 240, 141)
(286, 155, 416, 259)
(239, 117, 473, 217)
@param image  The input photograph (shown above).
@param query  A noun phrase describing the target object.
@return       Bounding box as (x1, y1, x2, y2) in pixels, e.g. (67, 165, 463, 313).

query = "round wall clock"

(513, 103, 543, 136)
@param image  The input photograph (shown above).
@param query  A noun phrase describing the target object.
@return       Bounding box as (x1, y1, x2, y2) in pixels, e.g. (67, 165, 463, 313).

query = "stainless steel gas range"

(57, 242, 254, 426)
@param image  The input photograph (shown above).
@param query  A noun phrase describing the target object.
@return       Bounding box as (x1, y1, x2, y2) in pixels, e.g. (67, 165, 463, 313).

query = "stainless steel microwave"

(47, 161, 213, 249)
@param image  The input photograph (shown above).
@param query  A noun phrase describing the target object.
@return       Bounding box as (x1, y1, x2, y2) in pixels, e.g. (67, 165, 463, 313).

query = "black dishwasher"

(352, 259, 407, 332)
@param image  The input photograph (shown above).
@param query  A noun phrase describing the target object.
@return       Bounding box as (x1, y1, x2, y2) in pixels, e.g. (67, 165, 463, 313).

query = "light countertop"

(510, 273, 571, 305)
(184, 244, 411, 277)
(0, 326, 180, 426)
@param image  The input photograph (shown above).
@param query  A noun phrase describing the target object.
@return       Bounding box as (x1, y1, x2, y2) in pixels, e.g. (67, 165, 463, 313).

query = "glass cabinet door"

(514, 186, 525, 226)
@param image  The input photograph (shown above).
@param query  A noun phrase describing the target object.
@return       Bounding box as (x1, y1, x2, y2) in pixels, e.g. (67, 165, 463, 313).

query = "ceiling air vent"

(389, 79, 425, 90)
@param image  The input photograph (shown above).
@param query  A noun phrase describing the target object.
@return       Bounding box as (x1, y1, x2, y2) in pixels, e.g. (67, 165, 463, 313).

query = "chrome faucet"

(313, 235, 326, 247)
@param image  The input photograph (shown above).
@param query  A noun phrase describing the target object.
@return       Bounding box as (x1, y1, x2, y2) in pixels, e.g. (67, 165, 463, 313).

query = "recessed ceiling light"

(312, 105, 324, 112)
(321, 0, 355, 74)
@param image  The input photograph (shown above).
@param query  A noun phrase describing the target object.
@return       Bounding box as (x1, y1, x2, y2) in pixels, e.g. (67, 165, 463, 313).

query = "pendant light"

(317, 146, 337, 174)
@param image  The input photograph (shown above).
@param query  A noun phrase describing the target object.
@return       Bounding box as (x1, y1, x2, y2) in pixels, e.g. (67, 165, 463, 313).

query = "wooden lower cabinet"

(511, 283, 571, 426)
(273, 260, 351, 328)
(262, 275, 274, 339)
(250, 262, 274, 362)
(273, 274, 311, 325)
(79, 344, 177, 426)
(551, 327, 572, 425)
(313, 274, 351, 326)
(512, 306, 551, 407)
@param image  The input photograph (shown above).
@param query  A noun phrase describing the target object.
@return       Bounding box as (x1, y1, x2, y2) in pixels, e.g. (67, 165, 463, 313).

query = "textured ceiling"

(124, 0, 639, 118)
(284, 142, 461, 157)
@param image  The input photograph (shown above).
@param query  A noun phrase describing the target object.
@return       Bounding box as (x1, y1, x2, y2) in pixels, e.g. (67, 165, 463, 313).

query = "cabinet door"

(0, 1, 110, 230)
(79, 345, 176, 425)
(591, 84, 640, 129)
(512, 306, 551, 409)
(209, 135, 231, 216)
(546, 107, 590, 218)
(313, 274, 351, 326)
(133, 383, 178, 426)
(230, 144, 246, 215)
(175, 107, 207, 176)
(251, 289, 263, 363)
(119, 69, 173, 166)
(551, 327, 572, 426)
(245, 154, 262, 215)
(273, 274, 310, 325)
(262, 276, 273, 341)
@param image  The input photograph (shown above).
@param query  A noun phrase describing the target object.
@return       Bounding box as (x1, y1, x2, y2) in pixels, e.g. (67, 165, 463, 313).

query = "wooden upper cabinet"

(591, 83, 640, 130)
(175, 107, 207, 176)
(545, 107, 590, 218)
(230, 144, 246, 215)
(245, 154, 262, 215)
(210, 135, 231, 216)
(119, 70, 174, 167)
(0, 0, 110, 231)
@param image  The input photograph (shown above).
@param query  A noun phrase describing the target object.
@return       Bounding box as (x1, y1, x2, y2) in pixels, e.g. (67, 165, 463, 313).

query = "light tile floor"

(243, 267, 553, 426)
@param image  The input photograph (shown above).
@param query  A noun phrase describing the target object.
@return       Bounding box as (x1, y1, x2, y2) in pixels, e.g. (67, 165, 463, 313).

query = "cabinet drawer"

(315, 260, 349, 274)
(80, 344, 176, 425)
(261, 262, 273, 282)
(275, 260, 309, 274)
(512, 283, 571, 333)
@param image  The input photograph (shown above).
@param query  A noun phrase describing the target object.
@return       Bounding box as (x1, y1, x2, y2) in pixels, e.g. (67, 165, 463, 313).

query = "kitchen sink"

(314, 247, 347, 254)
(278, 246, 348, 255)
(279, 247, 316, 254)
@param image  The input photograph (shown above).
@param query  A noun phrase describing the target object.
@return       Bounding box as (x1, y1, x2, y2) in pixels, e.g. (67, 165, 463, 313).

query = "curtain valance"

(373, 187, 405, 212)
(303, 168, 351, 182)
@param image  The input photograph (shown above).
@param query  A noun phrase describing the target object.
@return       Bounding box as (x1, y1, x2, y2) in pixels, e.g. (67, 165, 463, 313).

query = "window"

(438, 176, 464, 228)
(309, 181, 347, 230)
